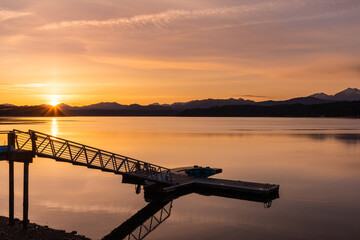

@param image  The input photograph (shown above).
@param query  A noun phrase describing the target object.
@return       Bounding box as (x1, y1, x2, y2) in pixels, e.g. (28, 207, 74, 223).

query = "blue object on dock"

(0, 145, 14, 153)
(185, 166, 221, 178)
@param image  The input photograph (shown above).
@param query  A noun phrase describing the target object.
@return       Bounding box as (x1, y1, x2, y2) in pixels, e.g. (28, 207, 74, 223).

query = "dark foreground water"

(0, 117, 359, 240)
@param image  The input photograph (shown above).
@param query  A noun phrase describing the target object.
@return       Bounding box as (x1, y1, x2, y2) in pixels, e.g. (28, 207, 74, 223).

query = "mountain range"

(59, 87, 360, 110)
(0, 88, 359, 117)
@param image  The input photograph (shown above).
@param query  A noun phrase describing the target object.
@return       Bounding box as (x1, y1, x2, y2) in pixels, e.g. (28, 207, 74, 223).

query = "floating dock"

(141, 166, 279, 203)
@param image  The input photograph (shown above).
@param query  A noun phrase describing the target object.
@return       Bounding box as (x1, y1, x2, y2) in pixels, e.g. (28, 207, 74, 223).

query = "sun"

(50, 101, 59, 107)
(49, 95, 60, 107)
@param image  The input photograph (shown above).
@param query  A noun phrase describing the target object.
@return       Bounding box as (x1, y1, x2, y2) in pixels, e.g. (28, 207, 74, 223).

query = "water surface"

(0, 117, 359, 239)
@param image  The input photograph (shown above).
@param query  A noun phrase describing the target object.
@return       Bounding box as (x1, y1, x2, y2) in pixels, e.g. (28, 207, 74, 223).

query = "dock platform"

(143, 167, 279, 203)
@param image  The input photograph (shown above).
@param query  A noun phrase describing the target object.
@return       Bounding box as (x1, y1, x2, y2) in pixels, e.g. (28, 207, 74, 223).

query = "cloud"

(0, 7, 32, 22)
(0, 83, 45, 88)
(237, 94, 269, 98)
(87, 56, 232, 70)
(37, 0, 360, 31)
(38, 1, 300, 30)
(38, 8, 236, 30)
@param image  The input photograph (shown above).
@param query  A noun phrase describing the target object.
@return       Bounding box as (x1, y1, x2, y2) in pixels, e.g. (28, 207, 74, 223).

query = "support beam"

(30, 131, 36, 157)
(23, 161, 29, 229)
(8, 131, 15, 226)
(9, 160, 14, 225)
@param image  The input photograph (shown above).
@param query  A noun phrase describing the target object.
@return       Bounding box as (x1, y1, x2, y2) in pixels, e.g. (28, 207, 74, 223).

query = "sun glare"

(50, 101, 59, 107)
(49, 95, 60, 106)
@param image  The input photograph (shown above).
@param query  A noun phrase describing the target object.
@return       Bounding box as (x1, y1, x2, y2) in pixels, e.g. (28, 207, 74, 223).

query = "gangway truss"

(13, 129, 172, 184)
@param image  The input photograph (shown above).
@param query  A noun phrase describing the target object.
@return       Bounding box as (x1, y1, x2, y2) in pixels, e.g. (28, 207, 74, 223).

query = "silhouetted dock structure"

(106, 171, 279, 240)
(103, 201, 173, 240)
(147, 167, 279, 203)
(0, 129, 279, 232)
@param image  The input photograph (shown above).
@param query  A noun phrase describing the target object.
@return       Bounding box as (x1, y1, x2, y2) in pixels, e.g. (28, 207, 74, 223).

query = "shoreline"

(0, 216, 91, 240)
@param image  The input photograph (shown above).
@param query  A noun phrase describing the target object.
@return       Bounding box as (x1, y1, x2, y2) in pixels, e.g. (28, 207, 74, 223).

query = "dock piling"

(9, 160, 14, 225)
(4, 131, 32, 229)
(8, 131, 15, 226)
(23, 161, 29, 229)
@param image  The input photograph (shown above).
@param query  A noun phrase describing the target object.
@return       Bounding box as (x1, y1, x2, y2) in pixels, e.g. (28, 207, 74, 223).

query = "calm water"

(0, 117, 359, 239)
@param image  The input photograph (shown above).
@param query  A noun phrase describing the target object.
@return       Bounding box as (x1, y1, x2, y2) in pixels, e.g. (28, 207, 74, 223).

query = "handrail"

(23, 129, 166, 169)
(13, 129, 172, 184)
(0, 130, 11, 134)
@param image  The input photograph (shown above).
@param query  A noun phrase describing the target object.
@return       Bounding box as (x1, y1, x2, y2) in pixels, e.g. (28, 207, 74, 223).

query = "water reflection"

(158, 132, 360, 146)
(104, 183, 278, 240)
(51, 118, 58, 136)
(0, 117, 359, 239)
(0, 117, 46, 125)
(1, 117, 359, 146)
(294, 133, 360, 145)
(103, 201, 173, 240)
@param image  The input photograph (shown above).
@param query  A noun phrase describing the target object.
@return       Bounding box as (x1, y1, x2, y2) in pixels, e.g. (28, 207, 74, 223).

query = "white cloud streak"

(38, 0, 359, 31)
(39, 8, 235, 30)
(38, 1, 294, 30)
(0, 83, 46, 88)
(0, 7, 32, 21)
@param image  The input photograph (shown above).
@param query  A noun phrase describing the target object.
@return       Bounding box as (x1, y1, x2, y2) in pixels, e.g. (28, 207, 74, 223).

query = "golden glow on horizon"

(50, 101, 59, 107)
(49, 95, 60, 107)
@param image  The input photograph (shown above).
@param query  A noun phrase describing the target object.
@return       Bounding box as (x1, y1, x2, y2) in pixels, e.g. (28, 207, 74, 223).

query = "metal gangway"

(13, 129, 172, 184)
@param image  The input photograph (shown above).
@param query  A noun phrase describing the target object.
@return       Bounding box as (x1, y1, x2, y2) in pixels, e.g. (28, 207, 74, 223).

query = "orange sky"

(0, 0, 359, 106)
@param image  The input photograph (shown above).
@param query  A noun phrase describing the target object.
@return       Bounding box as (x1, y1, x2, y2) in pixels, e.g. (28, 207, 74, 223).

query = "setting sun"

(49, 95, 60, 106)
(50, 101, 59, 107)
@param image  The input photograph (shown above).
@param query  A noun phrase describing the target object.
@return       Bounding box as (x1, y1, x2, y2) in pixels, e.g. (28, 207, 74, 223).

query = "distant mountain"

(0, 104, 65, 117)
(1, 103, 15, 107)
(309, 93, 333, 100)
(333, 88, 360, 101)
(257, 97, 332, 106)
(309, 88, 360, 101)
(170, 98, 255, 109)
(81, 102, 127, 110)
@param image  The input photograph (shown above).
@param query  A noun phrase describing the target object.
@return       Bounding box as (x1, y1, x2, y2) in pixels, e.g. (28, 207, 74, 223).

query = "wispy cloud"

(0, 83, 45, 88)
(38, 1, 297, 30)
(237, 94, 269, 98)
(87, 56, 232, 70)
(39, 8, 236, 30)
(38, 0, 359, 31)
(0, 7, 32, 22)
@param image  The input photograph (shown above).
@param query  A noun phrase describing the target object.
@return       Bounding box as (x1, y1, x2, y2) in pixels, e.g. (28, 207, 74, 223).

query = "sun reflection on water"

(51, 118, 58, 136)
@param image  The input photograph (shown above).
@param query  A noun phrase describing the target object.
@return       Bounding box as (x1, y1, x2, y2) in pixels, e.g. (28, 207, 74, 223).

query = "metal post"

(8, 132, 15, 225)
(9, 160, 14, 225)
(23, 161, 29, 229)
(30, 131, 36, 156)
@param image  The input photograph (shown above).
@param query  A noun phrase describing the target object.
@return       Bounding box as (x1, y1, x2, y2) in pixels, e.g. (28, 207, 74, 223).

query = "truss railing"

(13, 129, 172, 184)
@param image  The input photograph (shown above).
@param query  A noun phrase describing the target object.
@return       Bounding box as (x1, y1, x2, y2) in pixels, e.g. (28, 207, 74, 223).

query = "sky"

(0, 0, 359, 106)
